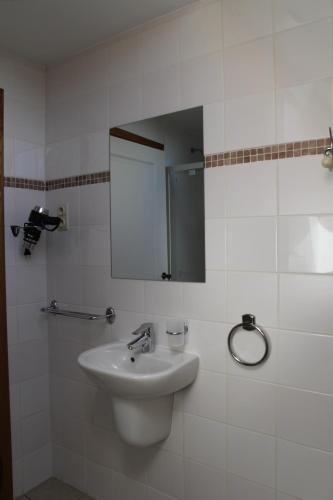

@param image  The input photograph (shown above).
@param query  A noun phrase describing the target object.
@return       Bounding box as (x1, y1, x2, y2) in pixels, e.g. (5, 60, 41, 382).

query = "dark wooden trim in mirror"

(0, 88, 13, 500)
(110, 127, 164, 151)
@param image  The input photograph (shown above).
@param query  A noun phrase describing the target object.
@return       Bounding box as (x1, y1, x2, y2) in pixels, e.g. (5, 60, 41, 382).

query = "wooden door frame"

(0, 88, 13, 500)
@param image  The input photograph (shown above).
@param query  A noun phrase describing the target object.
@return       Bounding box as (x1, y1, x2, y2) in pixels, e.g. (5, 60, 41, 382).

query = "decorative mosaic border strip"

(3, 137, 331, 190)
(4, 171, 110, 191)
(205, 137, 330, 168)
(4, 177, 45, 191)
(45, 171, 110, 191)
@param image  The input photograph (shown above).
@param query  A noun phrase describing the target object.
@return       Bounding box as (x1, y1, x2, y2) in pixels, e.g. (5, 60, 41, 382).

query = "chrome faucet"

(127, 323, 155, 353)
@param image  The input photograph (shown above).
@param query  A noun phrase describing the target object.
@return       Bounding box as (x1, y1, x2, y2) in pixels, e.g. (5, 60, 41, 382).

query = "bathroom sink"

(78, 342, 199, 399)
(78, 342, 199, 447)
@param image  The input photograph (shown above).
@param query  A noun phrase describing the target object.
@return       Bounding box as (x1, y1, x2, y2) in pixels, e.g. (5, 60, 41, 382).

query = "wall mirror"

(109, 106, 205, 282)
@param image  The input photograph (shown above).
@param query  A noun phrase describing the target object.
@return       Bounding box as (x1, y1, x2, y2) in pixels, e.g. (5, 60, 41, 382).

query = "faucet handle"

(132, 322, 154, 336)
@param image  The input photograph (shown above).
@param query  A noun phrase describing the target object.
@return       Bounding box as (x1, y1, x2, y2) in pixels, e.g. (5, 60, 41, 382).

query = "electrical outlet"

(57, 205, 69, 231)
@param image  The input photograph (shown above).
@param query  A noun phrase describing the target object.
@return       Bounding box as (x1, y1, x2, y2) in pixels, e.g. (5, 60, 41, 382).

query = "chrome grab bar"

(41, 300, 116, 324)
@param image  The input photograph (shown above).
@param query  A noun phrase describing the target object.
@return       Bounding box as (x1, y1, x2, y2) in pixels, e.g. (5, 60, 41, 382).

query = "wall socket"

(57, 205, 69, 231)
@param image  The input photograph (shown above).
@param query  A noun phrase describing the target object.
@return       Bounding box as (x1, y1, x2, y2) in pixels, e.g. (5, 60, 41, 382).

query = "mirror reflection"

(110, 107, 205, 282)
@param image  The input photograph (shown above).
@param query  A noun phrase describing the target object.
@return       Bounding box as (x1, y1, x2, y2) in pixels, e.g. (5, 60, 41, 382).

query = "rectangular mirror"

(110, 107, 205, 282)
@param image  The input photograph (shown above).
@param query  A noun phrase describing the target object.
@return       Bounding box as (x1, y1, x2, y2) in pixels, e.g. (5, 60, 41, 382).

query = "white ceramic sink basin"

(78, 342, 199, 399)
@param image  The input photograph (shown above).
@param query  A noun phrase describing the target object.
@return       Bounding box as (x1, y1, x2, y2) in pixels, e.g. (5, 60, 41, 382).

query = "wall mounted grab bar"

(41, 300, 116, 324)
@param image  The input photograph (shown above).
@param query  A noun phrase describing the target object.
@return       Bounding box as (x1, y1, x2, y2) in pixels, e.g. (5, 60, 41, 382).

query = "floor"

(17, 477, 94, 500)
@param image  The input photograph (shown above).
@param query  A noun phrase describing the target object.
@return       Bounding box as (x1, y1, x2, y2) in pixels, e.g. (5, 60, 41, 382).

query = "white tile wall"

(273, 0, 332, 32)
(1, 53, 51, 497)
(224, 37, 275, 99)
(276, 78, 333, 142)
(2, 0, 333, 498)
(275, 19, 333, 88)
(223, 0, 273, 47)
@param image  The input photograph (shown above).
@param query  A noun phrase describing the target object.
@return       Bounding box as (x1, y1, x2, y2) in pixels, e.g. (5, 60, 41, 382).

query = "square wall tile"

(46, 137, 80, 179)
(146, 449, 184, 499)
(53, 265, 82, 306)
(112, 471, 147, 500)
(14, 141, 44, 180)
(185, 319, 228, 373)
(278, 215, 333, 273)
(79, 87, 108, 135)
(225, 92, 275, 150)
(53, 446, 85, 493)
(159, 410, 183, 456)
(274, 0, 332, 33)
(223, 0, 273, 46)
(183, 270, 227, 322)
(80, 226, 110, 267)
(227, 272, 278, 327)
(9, 339, 48, 383)
(277, 330, 333, 394)
(204, 167, 227, 219)
(183, 369, 227, 422)
(276, 386, 333, 452)
(276, 78, 332, 143)
(9, 383, 20, 422)
(181, 52, 223, 108)
(278, 156, 333, 215)
(225, 162, 277, 217)
(46, 97, 80, 144)
(277, 439, 333, 500)
(227, 377, 275, 435)
(147, 487, 178, 500)
(142, 64, 181, 118)
(21, 411, 50, 455)
(279, 273, 333, 333)
(144, 281, 183, 317)
(80, 183, 110, 226)
(228, 473, 275, 500)
(54, 413, 86, 456)
(184, 413, 227, 469)
(180, 1, 222, 60)
(23, 445, 52, 493)
(86, 460, 113, 500)
(108, 33, 140, 85)
(108, 78, 143, 128)
(14, 100, 45, 145)
(21, 375, 49, 417)
(224, 37, 274, 99)
(203, 101, 224, 155)
(228, 426, 275, 488)
(184, 460, 226, 500)
(205, 218, 226, 270)
(17, 303, 47, 342)
(109, 278, 144, 314)
(80, 130, 109, 174)
(227, 217, 277, 272)
(275, 19, 332, 88)
(138, 17, 180, 74)
(277, 493, 301, 500)
(80, 44, 110, 93)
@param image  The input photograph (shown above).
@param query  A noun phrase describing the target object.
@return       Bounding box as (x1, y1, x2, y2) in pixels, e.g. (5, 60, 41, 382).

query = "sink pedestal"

(112, 394, 173, 447)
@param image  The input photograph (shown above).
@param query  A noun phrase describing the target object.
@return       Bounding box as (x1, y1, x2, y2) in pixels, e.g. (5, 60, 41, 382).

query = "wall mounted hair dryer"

(11, 206, 62, 256)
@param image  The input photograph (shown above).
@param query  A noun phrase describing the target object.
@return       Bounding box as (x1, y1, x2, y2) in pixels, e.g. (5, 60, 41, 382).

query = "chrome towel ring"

(228, 314, 270, 367)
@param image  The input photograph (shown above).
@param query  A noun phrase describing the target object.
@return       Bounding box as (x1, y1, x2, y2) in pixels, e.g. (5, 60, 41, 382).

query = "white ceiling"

(0, 0, 195, 66)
